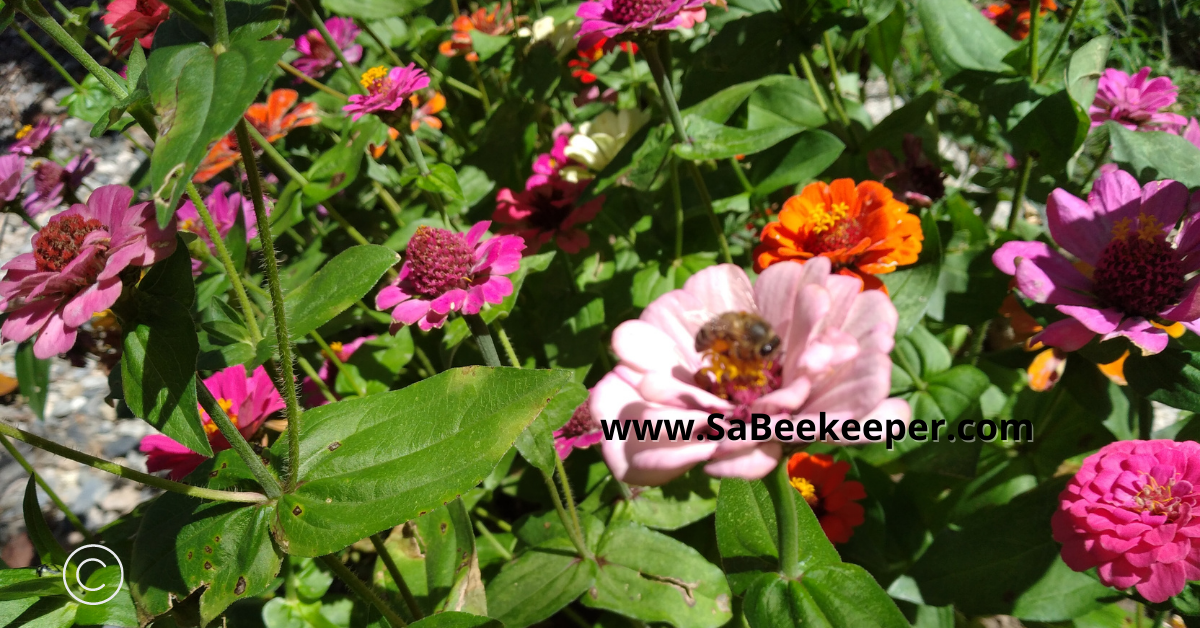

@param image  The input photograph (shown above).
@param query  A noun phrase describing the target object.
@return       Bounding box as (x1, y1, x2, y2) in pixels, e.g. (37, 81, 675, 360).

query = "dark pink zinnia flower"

(343, 64, 431, 122)
(8, 120, 60, 156)
(554, 394, 602, 459)
(493, 178, 604, 254)
(301, 335, 375, 406)
(575, 0, 713, 52)
(1090, 67, 1188, 133)
(0, 185, 177, 358)
(293, 17, 363, 78)
(375, 222, 524, 331)
(24, 150, 95, 217)
(0, 155, 28, 206)
(1053, 439, 1200, 603)
(102, 0, 170, 56)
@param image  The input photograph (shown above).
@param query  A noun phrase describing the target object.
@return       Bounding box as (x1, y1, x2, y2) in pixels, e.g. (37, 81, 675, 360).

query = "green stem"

(729, 157, 754, 195)
(473, 506, 513, 532)
(1040, 0, 1084, 82)
(821, 32, 852, 124)
(0, 421, 267, 503)
(236, 120, 305, 492)
(1028, 0, 1042, 82)
(186, 183, 263, 345)
(554, 454, 587, 555)
(309, 331, 367, 396)
(372, 181, 405, 224)
(319, 554, 408, 627)
(0, 434, 95, 541)
(210, 0, 230, 48)
(196, 377, 283, 499)
(359, 18, 405, 68)
(297, 356, 338, 404)
(541, 469, 593, 560)
(278, 61, 348, 100)
(245, 123, 311, 186)
(474, 520, 512, 560)
(494, 322, 522, 367)
(467, 60, 491, 110)
(402, 133, 451, 228)
(797, 53, 830, 114)
(1008, 154, 1035, 231)
(414, 345, 438, 376)
(16, 24, 78, 89)
(291, 0, 365, 94)
(768, 460, 801, 579)
(369, 533, 424, 621)
(18, 0, 126, 98)
(410, 52, 485, 100)
(671, 158, 684, 262)
(465, 314, 502, 367)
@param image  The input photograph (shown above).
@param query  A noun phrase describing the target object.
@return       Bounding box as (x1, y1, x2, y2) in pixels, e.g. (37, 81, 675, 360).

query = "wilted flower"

(592, 259, 908, 485)
(8, 120, 60, 156)
(1052, 439, 1200, 603)
(439, 3, 518, 62)
(343, 64, 431, 122)
(375, 222, 524, 331)
(1090, 67, 1188, 133)
(993, 169, 1200, 355)
(981, 0, 1056, 40)
(102, 0, 169, 56)
(292, 17, 363, 78)
(0, 185, 177, 358)
(494, 177, 604, 254)
(575, 0, 712, 52)
(754, 179, 923, 293)
(24, 150, 95, 217)
(0, 155, 29, 208)
(409, 91, 446, 132)
(302, 336, 375, 406)
(140, 365, 285, 480)
(555, 396, 602, 459)
(867, 134, 945, 208)
(787, 452, 866, 544)
(562, 108, 652, 180)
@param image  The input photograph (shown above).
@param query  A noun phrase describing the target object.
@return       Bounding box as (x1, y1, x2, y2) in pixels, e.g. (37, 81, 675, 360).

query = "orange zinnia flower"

(754, 179, 922, 292)
(194, 90, 320, 182)
(438, 3, 517, 62)
(787, 452, 866, 545)
(195, 135, 241, 183)
(982, 0, 1057, 40)
(408, 90, 446, 132)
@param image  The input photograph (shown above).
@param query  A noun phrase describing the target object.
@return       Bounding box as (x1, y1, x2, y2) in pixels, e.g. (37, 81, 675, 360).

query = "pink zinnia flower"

(342, 64, 431, 122)
(24, 150, 95, 217)
(592, 258, 909, 486)
(493, 178, 604, 254)
(0, 155, 28, 207)
(301, 336, 375, 406)
(993, 169, 1200, 356)
(8, 120, 60, 156)
(140, 365, 286, 480)
(292, 17, 363, 78)
(1183, 118, 1200, 150)
(1090, 67, 1188, 133)
(177, 182, 263, 273)
(1052, 439, 1200, 603)
(554, 395, 603, 459)
(102, 0, 170, 56)
(0, 185, 177, 359)
(576, 0, 713, 52)
(375, 222, 524, 331)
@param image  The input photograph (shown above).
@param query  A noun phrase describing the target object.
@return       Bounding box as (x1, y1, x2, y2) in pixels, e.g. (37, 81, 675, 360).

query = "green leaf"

(441, 251, 556, 348)
(131, 494, 281, 625)
(862, 91, 938, 151)
(146, 37, 291, 224)
(746, 75, 828, 131)
(12, 598, 76, 628)
(301, 116, 382, 204)
(73, 565, 138, 627)
(674, 115, 803, 161)
(581, 522, 733, 627)
(514, 382, 588, 474)
(916, 0, 1016, 78)
(273, 366, 572, 556)
(0, 569, 66, 600)
(627, 466, 720, 531)
(745, 563, 909, 628)
(409, 612, 503, 628)
(23, 477, 67, 566)
(880, 211, 942, 335)
(1066, 36, 1113, 110)
(321, 0, 433, 19)
(60, 72, 119, 126)
(468, 31, 510, 62)
(1107, 122, 1200, 188)
(419, 499, 486, 615)
(750, 130, 845, 197)
(865, 7, 905, 75)
(486, 548, 596, 627)
(1126, 348, 1200, 412)
(1007, 90, 1090, 173)
(15, 342, 49, 420)
(683, 77, 778, 125)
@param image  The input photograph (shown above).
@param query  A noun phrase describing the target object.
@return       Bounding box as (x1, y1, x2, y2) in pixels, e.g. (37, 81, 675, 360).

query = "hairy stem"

(554, 454, 587, 555)
(494, 322, 522, 368)
(278, 61, 348, 100)
(0, 434, 95, 541)
(401, 133, 451, 228)
(15, 24, 79, 89)
(210, 0, 230, 48)
(196, 377, 283, 498)
(319, 554, 408, 627)
(768, 460, 801, 579)
(186, 183, 263, 345)
(541, 469, 594, 560)
(369, 533, 424, 621)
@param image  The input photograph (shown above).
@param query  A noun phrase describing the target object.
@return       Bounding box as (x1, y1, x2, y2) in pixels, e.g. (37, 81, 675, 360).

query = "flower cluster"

(439, 3, 519, 61)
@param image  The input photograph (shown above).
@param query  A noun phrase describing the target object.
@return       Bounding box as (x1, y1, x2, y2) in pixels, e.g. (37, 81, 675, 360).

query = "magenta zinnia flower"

(1183, 117, 1200, 150)
(0, 185, 177, 359)
(140, 365, 285, 480)
(342, 64, 431, 122)
(555, 395, 603, 459)
(375, 222, 524, 331)
(293, 17, 363, 78)
(24, 150, 95, 217)
(176, 182, 263, 273)
(301, 335, 375, 406)
(592, 258, 909, 486)
(576, 0, 712, 52)
(493, 178, 604, 254)
(0, 155, 28, 207)
(993, 169, 1200, 355)
(1052, 439, 1200, 603)
(8, 120, 60, 156)
(1090, 67, 1188, 133)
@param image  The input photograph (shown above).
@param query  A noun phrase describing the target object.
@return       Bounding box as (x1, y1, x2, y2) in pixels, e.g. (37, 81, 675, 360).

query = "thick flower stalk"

(0, 185, 177, 358)
(787, 452, 866, 544)
(102, 0, 169, 55)
(140, 365, 286, 480)
(343, 64, 431, 122)
(293, 17, 363, 78)
(592, 258, 909, 485)
(375, 222, 525, 331)
(993, 169, 1200, 355)
(1089, 67, 1188, 133)
(754, 178, 924, 293)
(8, 119, 60, 156)
(1053, 439, 1200, 603)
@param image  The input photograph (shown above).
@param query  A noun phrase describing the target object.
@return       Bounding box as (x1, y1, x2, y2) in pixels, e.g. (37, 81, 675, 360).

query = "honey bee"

(694, 312, 781, 362)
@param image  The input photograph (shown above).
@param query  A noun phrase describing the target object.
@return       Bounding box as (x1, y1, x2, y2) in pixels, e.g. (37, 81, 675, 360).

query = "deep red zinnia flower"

(787, 452, 866, 544)
(102, 0, 170, 56)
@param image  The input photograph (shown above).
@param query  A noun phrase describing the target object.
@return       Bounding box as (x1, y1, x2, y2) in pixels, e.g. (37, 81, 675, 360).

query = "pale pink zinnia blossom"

(375, 222, 524, 331)
(292, 17, 363, 78)
(576, 0, 714, 52)
(8, 120, 60, 156)
(1052, 439, 1200, 603)
(301, 335, 375, 406)
(591, 258, 909, 486)
(342, 64, 431, 122)
(0, 155, 28, 207)
(1090, 67, 1188, 133)
(102, 0, 170, 56)
(554, 395, 602, 459)
(140, 365, 286, 480)
(993, 169, 1200, 356)
(0, 185, 177, 359)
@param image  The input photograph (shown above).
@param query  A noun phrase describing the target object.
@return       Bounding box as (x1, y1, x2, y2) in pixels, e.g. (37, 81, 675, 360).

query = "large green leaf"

(880, 211, 942, 335)
(626, 466, 720, 531)
(146, 37, 291, 224)
(743, 564, 910, 628)
(745, 75, 828, 131)
(300, 116, 382, 204)
(582, 522, 733, 627)
(73, 565, 138, 627)
(1066, 36, 1113, 110)
(514, 382, 588, 474)
(15, 341, 49, 420)
(675, 115, 803, 161)
(1107, 122, 1200, 188)
(23, 477, 66, 566)
(750, 130, 845, 197)
(321, 0, 433, 19)
(1006, 90, 1090, 173)
(1126, 347, 1200, 412)
(865, 7, 905, 76)
(273, 366, 572, 556)
(916, 0, 1016, 78)
(485, 549, 597, 628)
(130, 494, 281, 625)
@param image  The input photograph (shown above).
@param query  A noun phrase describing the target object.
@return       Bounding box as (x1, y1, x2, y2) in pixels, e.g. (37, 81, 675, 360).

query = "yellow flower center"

(1135, 474, 1183, 518)
(14, 124, 32, 140)
(180, 218, 196, 232)
(790, 477, 819, 505)
(360, 66, 389, 90)
(1111, 213, 1167, 243)
(329, 341, 344, 355)
(810, 201, 850, 234)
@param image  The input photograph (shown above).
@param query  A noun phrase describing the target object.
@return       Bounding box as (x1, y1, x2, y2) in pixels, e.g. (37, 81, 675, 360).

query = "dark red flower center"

(405, 225, 475, 298)
(609, 0, 674, 24)
(1092, 214, 1185, 319)
(33, 215, 104, 273)
(32, 161, 65, 198)
(559, 401, 596, 439)
(524, 185, 576, 232)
